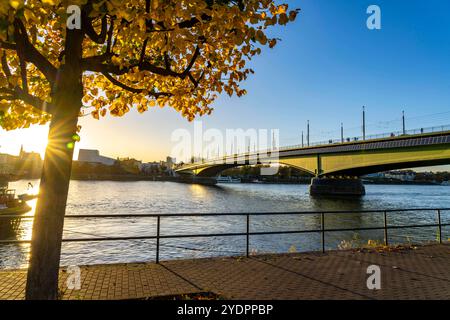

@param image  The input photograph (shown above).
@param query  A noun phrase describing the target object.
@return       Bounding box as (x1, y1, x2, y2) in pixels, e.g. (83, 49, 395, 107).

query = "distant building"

(118, 158, 142, 174)
(0, 153, 17, 175)
(166, 156, 176, 169)
(140, 156, 177, 176)
(384, 170, 416, 181)
(364, 172, 385, 179)
(15, 146, 43, 177)
(141, 161, 161, 174)
(78, 149, 115, 166)
(0, 153, 17, 164)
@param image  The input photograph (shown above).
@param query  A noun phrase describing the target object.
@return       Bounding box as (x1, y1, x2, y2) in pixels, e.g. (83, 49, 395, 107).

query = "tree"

(0, 0, 298, 299)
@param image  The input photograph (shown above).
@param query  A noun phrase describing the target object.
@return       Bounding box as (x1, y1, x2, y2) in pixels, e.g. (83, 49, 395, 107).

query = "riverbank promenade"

(0, 244, 448, 300)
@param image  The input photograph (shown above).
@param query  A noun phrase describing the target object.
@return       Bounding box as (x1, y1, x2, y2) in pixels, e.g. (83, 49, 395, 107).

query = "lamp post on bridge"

(362, 106, 366, 140)
(307, 120, 310, 147)
(341, 123, 344, 143)
(301, 131, 304, 148)
(402, 110, 406, 135)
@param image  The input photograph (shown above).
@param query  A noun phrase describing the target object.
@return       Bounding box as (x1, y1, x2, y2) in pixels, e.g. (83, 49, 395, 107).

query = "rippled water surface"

(1, 180, 449, 269)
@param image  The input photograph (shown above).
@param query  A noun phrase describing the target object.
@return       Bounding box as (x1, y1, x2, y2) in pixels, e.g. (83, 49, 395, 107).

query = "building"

(118, 158, 142, 174)
(78, 149, 116, 166)
(0, 146, 43, 177)
(16, 146, 43, 177)
(384, 170, 416, 182)
(140, 157, 177, 175)
(166, 156, 176, 169)
(0, 153, 17, 175)
(364, 172, 386, 179)
(141, 161, 162, 175)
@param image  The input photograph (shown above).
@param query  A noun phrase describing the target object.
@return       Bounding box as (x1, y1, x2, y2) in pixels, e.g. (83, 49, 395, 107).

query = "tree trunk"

(25, 29, 83, 300)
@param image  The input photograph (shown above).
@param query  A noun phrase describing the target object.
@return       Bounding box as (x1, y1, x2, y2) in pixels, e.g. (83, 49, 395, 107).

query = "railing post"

(156, 215, 161, 263)
(321, 213, 325, 253)
(383, 211, 388, 246)
(246, 214, 250, 258)
(437, 209, 442, 244)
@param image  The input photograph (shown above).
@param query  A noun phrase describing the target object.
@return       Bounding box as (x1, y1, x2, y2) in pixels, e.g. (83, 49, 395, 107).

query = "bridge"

(175, 125, 450, 196)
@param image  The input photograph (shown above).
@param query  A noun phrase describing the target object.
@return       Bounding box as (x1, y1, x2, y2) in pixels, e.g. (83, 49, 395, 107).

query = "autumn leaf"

(0, 0, 298, 130)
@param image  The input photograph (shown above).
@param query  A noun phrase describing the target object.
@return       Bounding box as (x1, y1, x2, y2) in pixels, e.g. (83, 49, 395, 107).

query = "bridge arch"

(181, 161, 315, 178)
(326, 158, 450, 177)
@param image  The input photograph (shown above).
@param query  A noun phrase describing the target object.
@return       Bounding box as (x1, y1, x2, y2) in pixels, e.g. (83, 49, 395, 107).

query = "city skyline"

(1, 0, 450, 168)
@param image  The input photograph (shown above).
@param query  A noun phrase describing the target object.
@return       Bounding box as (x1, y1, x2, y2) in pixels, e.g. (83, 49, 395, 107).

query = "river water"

(0, 180, 449, 269)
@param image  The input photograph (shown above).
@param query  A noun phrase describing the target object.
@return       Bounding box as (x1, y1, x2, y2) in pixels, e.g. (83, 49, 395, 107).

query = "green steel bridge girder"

(176, 133, 450, 178)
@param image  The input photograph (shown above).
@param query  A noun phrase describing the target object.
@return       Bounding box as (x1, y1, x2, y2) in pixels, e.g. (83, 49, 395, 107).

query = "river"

(0, 180, 449, 269)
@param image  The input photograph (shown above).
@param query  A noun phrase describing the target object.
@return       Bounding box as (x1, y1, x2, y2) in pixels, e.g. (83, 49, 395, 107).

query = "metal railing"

(0, 208, 448, 262)
(281, 124, 450, 151)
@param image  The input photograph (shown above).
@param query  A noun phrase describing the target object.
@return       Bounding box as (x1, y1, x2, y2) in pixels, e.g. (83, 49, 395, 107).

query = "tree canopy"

(0, 0, 298, 130)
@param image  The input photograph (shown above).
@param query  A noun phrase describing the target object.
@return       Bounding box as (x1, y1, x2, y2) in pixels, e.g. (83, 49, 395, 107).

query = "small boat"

(18, 193, 38, 201)
(442, 181, 450, 186)
(216, 176, 241, 183)
(0, 202, 32, 216)
(0, 187, 32, 216)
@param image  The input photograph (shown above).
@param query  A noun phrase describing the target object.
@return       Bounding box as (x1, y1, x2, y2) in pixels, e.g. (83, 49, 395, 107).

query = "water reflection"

(310, 196, 364, 212)
(0, 217, 22, 240)
(0, 217, 32, 269)
(0, 180, 448, 269)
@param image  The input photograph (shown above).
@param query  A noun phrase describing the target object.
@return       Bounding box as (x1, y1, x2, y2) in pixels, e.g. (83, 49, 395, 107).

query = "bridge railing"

(279, 124, 450, 151)
(0, 208, 448, 262)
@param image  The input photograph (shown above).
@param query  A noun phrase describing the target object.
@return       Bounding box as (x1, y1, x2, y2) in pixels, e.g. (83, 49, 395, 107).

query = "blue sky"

(1, 0, 450, 169)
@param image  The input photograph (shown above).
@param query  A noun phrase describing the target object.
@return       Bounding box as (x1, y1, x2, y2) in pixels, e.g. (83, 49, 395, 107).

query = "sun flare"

(0, 125, 49, 158)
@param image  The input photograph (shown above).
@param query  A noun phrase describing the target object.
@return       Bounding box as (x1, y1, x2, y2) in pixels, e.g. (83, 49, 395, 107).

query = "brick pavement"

(0, 244, 448, 300)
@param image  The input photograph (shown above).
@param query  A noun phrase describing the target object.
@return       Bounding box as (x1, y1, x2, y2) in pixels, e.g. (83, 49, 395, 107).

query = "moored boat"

(216, 176, 241, 183)
(0, 202, 32, 216)
(0, 184, 33, 216)
(18, 193, 39, 201)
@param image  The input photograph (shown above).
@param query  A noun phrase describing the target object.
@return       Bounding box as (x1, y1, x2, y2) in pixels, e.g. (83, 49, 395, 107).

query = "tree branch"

(102, 72, 171, 98)
(0, 86, 53, 113)
(13, 24, 28, 94)
(1, 53, 12, 80)
(12, 19, 57, 84)
(83, 45, 202, 86)
(182, 46, 201, 78)
(0, 41, 16, 50)
(106, 18, 114, 53)
(82, 8, 108, 44)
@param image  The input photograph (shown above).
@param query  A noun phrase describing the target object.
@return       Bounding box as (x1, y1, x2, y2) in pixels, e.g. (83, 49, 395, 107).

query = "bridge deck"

(177, 130, 450, 177)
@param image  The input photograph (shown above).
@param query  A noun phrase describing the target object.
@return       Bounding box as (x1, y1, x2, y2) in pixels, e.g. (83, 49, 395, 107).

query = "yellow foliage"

(0, 0, 298, 130)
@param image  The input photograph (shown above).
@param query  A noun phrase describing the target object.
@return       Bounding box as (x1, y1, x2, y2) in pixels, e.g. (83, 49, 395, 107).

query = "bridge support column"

(309, 177, 365, 197)
(177, 175, 217, 186)
(192, 176, 218, 186)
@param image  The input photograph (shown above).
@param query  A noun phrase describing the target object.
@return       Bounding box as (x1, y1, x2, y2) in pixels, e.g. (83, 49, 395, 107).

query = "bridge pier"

(309, 177, 365, 197)
(177, 175, 218, 186)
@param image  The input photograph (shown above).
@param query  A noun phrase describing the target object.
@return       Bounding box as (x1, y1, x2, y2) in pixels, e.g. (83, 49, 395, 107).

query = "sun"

(0, 125, 49, 158)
